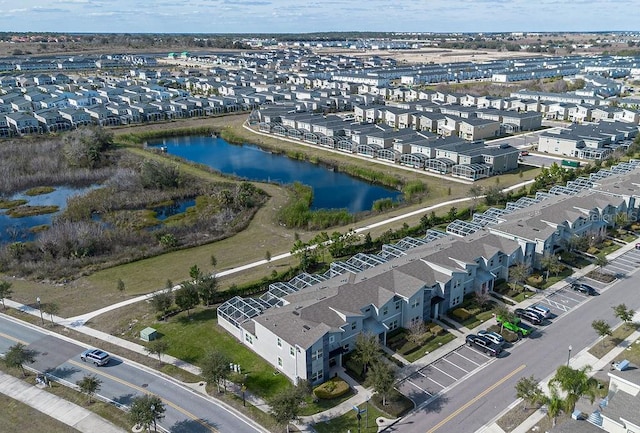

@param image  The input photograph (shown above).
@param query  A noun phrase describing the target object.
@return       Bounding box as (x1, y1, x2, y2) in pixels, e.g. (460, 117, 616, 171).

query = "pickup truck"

(496, 315, 534, 337)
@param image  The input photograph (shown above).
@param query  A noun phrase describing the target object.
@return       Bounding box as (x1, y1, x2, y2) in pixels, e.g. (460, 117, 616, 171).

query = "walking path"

(1, 210, 636, 433)
(0, 370, 126, 433)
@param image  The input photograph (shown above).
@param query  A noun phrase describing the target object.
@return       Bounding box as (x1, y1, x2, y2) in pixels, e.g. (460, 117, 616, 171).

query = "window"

(382, 306, 388, 316)
(351, 322, 357, 330)
(277, 338, 282, 348)
(245, 334, 253, 344)
(329, 336, 335, 344)
(312, 349, 323, 361)
(411, 299, 420, 308)
(395, 301, 401, 310)
(277, 357, 283, 367)
(311, 369, 324, 382)
(388, 319, 399, 330)
(290, 347, 295, 357)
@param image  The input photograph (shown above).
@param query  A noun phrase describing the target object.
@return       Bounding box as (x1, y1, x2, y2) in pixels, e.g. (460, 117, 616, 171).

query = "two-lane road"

(389, 273, 640, 433)
(0, 315, 267, 433)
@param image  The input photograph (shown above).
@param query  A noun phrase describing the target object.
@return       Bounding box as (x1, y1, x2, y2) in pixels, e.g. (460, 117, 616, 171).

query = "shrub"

(452, 308, 472, 321)
(430, 325, 444, 335)
(313, 377, 350, 399)
(488, 325, 519, 343)
(587, 247, 600, 255)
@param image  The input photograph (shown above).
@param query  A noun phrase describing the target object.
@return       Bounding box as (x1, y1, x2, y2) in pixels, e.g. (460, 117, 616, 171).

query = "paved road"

(0, 315, 267, 433)
(388, 257, 640, 433)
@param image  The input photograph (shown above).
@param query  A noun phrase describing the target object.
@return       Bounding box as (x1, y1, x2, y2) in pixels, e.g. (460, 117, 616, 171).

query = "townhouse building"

(218, 173, 639, 386)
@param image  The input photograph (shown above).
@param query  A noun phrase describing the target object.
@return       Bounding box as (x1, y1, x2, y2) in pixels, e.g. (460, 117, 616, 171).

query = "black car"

(465, 334, 503, 357)
(515, 308, 543, 325)
(571, 282, 598, 296)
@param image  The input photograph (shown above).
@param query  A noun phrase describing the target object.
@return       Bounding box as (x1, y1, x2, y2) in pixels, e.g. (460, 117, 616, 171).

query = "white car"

(527, 305, 551, 319)
(478, 330, 505, 346)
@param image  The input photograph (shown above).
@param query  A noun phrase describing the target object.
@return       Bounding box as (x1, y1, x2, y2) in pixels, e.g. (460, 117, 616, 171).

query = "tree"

(613, 304, 635, 329)
(210, 255, 217, 268)
(509, 262, 530, 291)
(189, 264, 202, 280)
(76, 374, 102, 404)
(0, 279, 12, 309)
(594, 254, 608, 273)
(175, 282, 199, 317)
(3, 343, 36, 377)
(543, 387, 565, 427)
(196, 275, 218, 306)
(200, 350, 231, 393)
(269, 387, 304, 433)
(353, 333, 381, 376)
(150, 289, 173, 320)
(406, 321, 428, 345)
(145, 339, 169, 364)
(549, 365, 598, 413)
(128, 394, 165, 433)
(117, 279, 125, 297)
(540, 254, 563, 278)
(265, 250, 272, 263)
(447, 206, 457, 222)
(474, 290, 492, 310)
(515, 376, 543, 410)
(365, 361, 396, 406)
(468, 185, 484, 215)
(42, 302, 59, 325)
(494, 305, 516, 333)
(591, 320, 612, 347)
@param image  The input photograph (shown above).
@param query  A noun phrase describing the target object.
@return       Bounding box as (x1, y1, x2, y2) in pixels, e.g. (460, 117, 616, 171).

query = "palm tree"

(544, 388, 565, 427)
(76, 374, 102, 404)
(550, 365, 598, 413)
(0, 280, 12, 309)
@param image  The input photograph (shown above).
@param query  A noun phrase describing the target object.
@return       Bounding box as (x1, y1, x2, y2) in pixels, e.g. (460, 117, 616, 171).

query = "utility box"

(140, 327, 158, 342)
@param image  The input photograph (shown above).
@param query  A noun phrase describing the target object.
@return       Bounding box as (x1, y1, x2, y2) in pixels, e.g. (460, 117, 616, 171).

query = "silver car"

(527, 305, 551, 319)
(478, 330, 505, 346)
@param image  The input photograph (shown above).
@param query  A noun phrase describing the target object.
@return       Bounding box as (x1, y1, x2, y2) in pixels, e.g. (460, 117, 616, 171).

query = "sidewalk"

(0, 370, 126, 433)
(477, 239, 640, 433)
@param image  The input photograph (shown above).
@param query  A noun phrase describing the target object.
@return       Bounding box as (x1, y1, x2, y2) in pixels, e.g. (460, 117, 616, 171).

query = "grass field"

(0, 393, 81, 433)
(3, 114, 540, 321)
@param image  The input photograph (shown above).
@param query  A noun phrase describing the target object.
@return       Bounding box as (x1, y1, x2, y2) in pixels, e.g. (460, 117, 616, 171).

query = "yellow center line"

(68, 359, 217, 432)
(0, 331, 28, 345)
(426, 364, 527, 433)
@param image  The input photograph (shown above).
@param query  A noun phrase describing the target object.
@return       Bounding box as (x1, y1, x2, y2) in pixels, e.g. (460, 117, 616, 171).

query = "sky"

(0, 0, 638, 34)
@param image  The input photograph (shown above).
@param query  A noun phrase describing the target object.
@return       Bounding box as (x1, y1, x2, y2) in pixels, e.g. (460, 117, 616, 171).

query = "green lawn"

(299, 389, 355, 416)
(136, 307, 291, 399)
(313, 400, 393, 433)
(403, 332, 457, 363)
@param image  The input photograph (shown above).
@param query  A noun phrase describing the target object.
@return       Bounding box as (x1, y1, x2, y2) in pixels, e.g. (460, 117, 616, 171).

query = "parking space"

(397, 244, 640, 406)
(397, 343, 494, 405)
(602, 248, 640, 278)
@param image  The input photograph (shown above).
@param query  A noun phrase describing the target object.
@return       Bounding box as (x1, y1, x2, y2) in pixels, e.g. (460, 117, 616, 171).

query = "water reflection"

(0, 186, 96, 244)
(148, 136, 402, 212)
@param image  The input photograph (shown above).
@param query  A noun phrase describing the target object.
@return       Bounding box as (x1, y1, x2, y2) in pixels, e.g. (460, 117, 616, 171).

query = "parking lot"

(600, 247, 640, 278)
(395, 244, 640, 406)
(396, 344, 499, 405)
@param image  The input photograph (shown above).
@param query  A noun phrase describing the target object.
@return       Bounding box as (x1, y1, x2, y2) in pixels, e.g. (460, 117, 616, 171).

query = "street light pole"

(567, 345, 572, 367)
(36, 297, 44, 325)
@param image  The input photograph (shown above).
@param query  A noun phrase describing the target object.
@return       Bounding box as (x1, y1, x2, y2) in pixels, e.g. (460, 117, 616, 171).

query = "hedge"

(313, 377, 350, 399)
(452, 308, 472, 321)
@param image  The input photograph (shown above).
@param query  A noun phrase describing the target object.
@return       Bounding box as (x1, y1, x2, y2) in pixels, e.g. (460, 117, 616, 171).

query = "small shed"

(140, 327, 158, 342)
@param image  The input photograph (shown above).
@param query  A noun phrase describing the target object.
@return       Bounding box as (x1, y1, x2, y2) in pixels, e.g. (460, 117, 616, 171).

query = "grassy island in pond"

(6, 205, 60, 218)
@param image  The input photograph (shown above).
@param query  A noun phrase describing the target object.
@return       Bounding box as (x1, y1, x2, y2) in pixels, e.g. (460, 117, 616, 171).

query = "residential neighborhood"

(2, 26, 640, 433)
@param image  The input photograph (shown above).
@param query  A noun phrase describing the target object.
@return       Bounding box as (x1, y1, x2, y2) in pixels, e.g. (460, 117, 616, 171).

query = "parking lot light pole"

(36, 297, 44, 325)
(567, 345, 572, 367)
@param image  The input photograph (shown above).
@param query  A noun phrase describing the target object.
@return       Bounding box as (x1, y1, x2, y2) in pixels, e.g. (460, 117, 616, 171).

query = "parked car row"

(468, 280, 600, 358)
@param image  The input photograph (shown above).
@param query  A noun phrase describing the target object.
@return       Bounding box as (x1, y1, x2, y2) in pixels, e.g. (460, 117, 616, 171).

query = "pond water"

(148, 135, 403, 212)
(0, 186, 96, 244)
